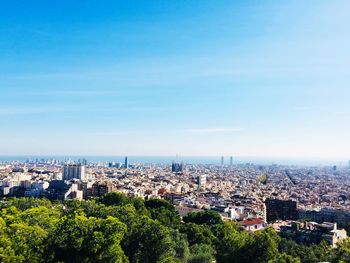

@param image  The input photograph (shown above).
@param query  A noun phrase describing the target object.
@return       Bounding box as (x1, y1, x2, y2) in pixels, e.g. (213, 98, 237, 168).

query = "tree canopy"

(0, 195, 349, 262)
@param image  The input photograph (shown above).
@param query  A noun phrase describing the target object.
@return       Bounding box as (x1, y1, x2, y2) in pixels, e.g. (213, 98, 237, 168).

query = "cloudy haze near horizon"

(1, 0, 350, 159)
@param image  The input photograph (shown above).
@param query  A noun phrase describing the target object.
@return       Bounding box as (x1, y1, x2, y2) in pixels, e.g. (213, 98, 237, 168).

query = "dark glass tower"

(124, 156, 128, 169)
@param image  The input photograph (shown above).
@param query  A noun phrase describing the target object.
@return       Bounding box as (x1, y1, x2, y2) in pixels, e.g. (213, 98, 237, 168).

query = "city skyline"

(1, 0, 350, 158)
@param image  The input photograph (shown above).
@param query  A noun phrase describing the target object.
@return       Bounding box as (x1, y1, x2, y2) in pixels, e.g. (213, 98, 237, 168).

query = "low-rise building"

(241, 218, 265, 232)
(280, 221, 347, 248)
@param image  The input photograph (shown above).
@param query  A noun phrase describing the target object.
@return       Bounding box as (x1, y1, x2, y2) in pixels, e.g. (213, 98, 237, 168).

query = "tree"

(99, 192, 130, 206)
(0, 218, 23, 263)
(171, 230, 190, 262)
(49, 212, 128, 263)
(268, 253, 301, 263)
(0, 197, 343, 263)
(8, 223, 48, 263)
(213, 222, 249, 263)
(183, 210, 223, 226)
(99, 192, 149, 215)
(102, 204, 141, 229)
(242, 228, 280, 263)
(279, 238, 331, 263)
(65, 200, 141, 229)
(0, 197, 53, 211)
(333, 238, 350, 263)
(122, 216, 176, 263)
(0, 206, 54, 262)
(64, 200, 104, 217)
(180, 223, 215, 246)
(312, 240, 332, 262)
(145, 199, 181, 228)
(188, 244, 214, 263)
(20, 206, 61, 230)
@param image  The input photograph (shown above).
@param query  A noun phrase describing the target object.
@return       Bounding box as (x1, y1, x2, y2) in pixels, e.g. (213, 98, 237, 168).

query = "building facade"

(265, 198, 298, 222)
(63, 164, 86, 181)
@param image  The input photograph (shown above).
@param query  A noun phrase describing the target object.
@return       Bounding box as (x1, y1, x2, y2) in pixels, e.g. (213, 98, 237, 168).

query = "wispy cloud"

(0, 106, 72, 115)
(0, 105, 164, 116)
(88, 131, 130, 136)
(184, 128, 244, 133)
(18, 89, 120, 97)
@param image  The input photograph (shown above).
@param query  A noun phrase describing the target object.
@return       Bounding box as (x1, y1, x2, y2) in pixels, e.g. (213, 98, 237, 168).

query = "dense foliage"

(0, 194, 349, 262)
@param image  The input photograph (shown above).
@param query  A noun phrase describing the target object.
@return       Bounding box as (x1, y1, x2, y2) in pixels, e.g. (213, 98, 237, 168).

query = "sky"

(0, 0, 350, 159)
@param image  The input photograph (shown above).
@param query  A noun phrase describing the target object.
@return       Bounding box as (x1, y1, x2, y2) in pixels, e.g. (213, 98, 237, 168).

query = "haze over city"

(3, 1, 350, 262)
(1, 0, 350, 160)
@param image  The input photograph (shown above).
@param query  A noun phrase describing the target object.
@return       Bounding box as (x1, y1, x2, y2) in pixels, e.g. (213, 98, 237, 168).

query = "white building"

(197, 175, 207, 189)
(241, 218, 265, 232)
(63, 164, 86, 181)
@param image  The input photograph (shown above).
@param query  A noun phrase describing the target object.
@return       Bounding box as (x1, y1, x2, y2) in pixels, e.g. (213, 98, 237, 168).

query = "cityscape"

(1, 156, 350, 249)
(1, 0, 350, 262)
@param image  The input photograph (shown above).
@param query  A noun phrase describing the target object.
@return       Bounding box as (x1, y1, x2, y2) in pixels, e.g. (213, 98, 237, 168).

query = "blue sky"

(0, 0, 350, 158)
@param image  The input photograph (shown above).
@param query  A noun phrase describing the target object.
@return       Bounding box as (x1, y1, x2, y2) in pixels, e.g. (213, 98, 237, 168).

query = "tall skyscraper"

(124, 156, 128, 169)
(221, 156, 224, 166)
(63, 164, 86, 181)
(81, 158, 88, 166)
(230, 156, 233, 166)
